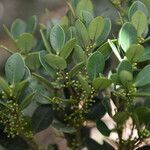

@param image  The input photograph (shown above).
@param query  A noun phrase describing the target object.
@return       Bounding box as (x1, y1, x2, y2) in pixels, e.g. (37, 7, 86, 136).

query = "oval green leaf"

(5, 53, 25, 84)
(88, 16, 105, 41)
(119, 22, 137, 52)
(87, 51, 105, 81)
(50, 25, 65, 53)
(126, 44, 144, 63)
(131, 11, 148, 36)
(45, 54, 67, 70)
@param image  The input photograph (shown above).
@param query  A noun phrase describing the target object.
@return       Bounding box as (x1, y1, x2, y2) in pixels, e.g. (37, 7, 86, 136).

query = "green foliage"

(119, 22, 137, 52)
(87, 51, 105, 81)
(50, 25, 65, 53)
(5, 53, 25, 84)
(0, 0, 150, 149)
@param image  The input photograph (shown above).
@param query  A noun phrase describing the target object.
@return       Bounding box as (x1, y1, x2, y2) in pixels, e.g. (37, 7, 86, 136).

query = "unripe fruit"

(119, 70, 133, 88)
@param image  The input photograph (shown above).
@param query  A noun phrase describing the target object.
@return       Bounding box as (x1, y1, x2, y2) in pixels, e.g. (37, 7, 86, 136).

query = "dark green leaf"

(87, 51, 105, 81)
(32, 105, 54, 133)
(86, 138, 114, 150)
(113, 112, 130, 124)
(134, 106, 150, 126)
(96, 119, 111, 136)
(102, 98, 112, 117)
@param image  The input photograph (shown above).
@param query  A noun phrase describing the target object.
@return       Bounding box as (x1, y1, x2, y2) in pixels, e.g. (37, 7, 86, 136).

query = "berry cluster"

(0, 100, 32, 138)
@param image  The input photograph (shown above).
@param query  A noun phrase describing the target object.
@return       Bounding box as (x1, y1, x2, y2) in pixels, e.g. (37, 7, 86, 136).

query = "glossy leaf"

(5, 53, 25, 84)
(87, 52, 105, 81)
(119, 22, 137, 52)
(50, 25, 65, 53)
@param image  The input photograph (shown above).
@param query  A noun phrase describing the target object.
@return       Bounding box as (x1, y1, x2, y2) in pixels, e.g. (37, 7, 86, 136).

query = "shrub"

(0, 0, 150, 149)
